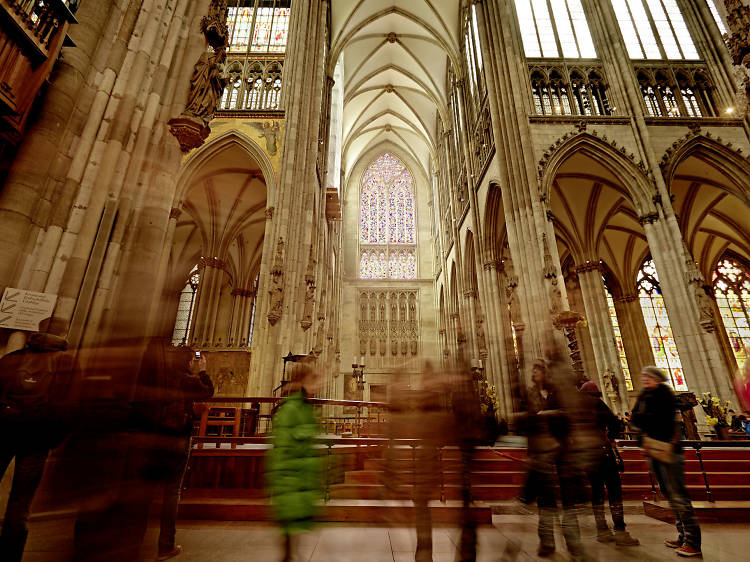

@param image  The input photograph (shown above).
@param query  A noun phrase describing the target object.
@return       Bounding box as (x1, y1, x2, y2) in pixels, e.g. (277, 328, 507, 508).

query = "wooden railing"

(193, 396, 389, 441)
(618, 439, 750, 504)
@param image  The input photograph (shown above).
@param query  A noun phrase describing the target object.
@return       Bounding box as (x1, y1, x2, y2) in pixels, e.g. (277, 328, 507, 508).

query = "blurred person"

(729, 409, 741, 432)
(541, 337, 598, 562)
(631, 366, 701, 558)
(72, 338, 212, 561)
(517, 359, 561, 557)
(0, 333, 77, 562)
(266, 360, 322, 562)
(741, 415, 750, 436)
(156, 350, 214, 561)
(384, 367, 448, 562)
(579, 381, 639, 546)
(448, 367, 499, 561)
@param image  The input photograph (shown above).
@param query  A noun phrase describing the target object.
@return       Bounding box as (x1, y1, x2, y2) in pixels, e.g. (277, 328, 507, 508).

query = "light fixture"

(725, 106, 736, 115)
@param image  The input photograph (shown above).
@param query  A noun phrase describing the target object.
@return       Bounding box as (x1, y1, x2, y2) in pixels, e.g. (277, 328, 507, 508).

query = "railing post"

(439, 446, 446, 503)
(324, 440, 333, 503)
(694, 443, 714, 503)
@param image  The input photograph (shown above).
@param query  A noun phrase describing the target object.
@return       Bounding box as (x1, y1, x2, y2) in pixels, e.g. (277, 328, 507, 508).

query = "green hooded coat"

(266, 392, 322, 533)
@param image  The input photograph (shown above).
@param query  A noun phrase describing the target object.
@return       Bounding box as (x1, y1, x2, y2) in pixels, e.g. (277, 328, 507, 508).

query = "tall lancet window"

(611, 0, 699, 59)
(513, 0, 597, 59)
(360, 153, 417, 280)
(637, 259, 686, 390)
(172, 266, 200, 346)
(713, 257, 750, 368)
(604, 280, 633, 390)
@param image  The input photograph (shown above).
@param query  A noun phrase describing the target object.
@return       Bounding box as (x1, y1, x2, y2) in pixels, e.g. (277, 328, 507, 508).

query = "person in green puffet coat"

(266, 361, 322, 562)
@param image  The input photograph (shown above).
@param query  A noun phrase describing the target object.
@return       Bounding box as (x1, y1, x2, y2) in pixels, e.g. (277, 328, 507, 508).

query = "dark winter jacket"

(631, 383, 681, 452)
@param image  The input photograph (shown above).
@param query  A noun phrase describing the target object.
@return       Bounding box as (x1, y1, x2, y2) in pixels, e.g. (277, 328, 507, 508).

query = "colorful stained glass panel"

(638, 259, 686, 390)
(605, 286, 634, 390)
(713, 258, 750, 367)
(359, 153, 417, 279)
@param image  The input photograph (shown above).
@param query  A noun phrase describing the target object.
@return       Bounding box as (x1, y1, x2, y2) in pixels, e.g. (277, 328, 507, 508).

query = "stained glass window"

(637, 259, 687, 390)
(713, 257, 750, 367)
(604, 282, 634, 390)
(172, 266, 200, 346)
(611, 0, 699, 59)
(513, 0, 597, 59)
(228, 1, 291, 54)
(360, 153, 417, 279)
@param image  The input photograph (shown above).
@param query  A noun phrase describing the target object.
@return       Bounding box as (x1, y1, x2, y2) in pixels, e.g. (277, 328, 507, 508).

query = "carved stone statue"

(169, 0, 229, 152)
(184, 49, 228, 123)
(695, 284, 716, 332)
(549, 276, 563, 317)
(267, 237, 284, 326)
(476, 315, 487, 358)
(200, 0, 229, 48)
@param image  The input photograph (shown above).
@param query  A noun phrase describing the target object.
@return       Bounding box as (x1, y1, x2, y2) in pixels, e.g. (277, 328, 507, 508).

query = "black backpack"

(0, 350, 59, 418)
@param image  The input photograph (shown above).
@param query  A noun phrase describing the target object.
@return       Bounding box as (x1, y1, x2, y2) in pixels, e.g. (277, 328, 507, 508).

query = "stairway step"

(644, 500, 750, 523)
(176, 495, 491, 523)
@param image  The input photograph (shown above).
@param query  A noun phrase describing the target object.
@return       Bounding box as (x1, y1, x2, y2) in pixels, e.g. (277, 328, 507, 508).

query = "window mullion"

(622, 0, 647, 58)
(640, 0, 669, 59)
(527, 0, 545, 58)
(563, 0, 583, 58)
(658, 0, 685, 59)
(544, 0, 566, 58)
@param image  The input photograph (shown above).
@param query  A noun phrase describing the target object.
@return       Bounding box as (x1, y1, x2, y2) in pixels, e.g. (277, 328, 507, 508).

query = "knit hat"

(580, 381, 601, 396)
(641, 365, 667, 383)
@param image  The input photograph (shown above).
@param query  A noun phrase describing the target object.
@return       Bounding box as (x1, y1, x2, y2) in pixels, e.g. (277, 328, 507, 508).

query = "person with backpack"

(0, 332, 77, 562)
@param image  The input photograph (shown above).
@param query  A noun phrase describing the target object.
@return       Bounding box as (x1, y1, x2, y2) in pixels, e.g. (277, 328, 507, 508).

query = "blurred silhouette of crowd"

(1, 332, 749, 561)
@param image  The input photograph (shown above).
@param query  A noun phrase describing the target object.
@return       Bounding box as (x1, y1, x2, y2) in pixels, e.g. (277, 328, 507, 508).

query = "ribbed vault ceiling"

(171, 143, 267, 291)
(551, 153, 649, 292)
(672, 154, 750, 279)
(331, 0, 460, 179)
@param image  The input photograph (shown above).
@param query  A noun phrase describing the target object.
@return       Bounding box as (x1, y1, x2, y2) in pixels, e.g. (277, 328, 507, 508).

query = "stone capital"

(574, 261, 602, 275)
(169, 207, 182, 220)
(638, 212, 660, 225)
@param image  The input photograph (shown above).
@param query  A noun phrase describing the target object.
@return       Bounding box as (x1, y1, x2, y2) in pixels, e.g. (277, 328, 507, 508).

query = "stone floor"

(20, 512, 750, 562)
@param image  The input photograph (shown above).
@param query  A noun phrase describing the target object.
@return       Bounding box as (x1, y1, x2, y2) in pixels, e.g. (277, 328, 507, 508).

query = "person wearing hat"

(631, 366, 701, 557)
(579, 381, 639, 546)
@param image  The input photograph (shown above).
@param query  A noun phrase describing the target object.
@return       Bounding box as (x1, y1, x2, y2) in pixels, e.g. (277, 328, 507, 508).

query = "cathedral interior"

(1, 0, 750, 561)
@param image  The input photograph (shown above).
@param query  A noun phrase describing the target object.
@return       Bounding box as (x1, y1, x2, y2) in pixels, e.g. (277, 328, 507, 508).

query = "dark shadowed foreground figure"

(266, 361, 322, 562)
(579, 381, 639, 546)
(72, 337, 213, 562)
(632, 366, 701, 558)
(0, 333, 76, 562)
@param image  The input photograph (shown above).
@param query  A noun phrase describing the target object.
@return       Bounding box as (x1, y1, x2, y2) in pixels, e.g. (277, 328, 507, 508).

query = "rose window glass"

(713, 257, 750, 368)
(637, 259, 686, 390)
(360, 153, 416, 279)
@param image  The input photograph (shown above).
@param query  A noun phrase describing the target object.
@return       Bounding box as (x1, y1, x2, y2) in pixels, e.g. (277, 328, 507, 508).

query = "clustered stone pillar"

(575, 263, 629, 413)
(246, 0, 333, 397)
(0, 0, 211, 358)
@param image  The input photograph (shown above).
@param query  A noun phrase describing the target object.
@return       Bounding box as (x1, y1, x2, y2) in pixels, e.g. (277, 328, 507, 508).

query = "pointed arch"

(661, 134, 750, 205)
(175, 130, 277, 208)
(540, 133, 654, 214)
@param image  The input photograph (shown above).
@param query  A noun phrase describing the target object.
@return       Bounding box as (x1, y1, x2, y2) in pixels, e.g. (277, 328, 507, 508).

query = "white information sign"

(0, 288, 58, 332)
